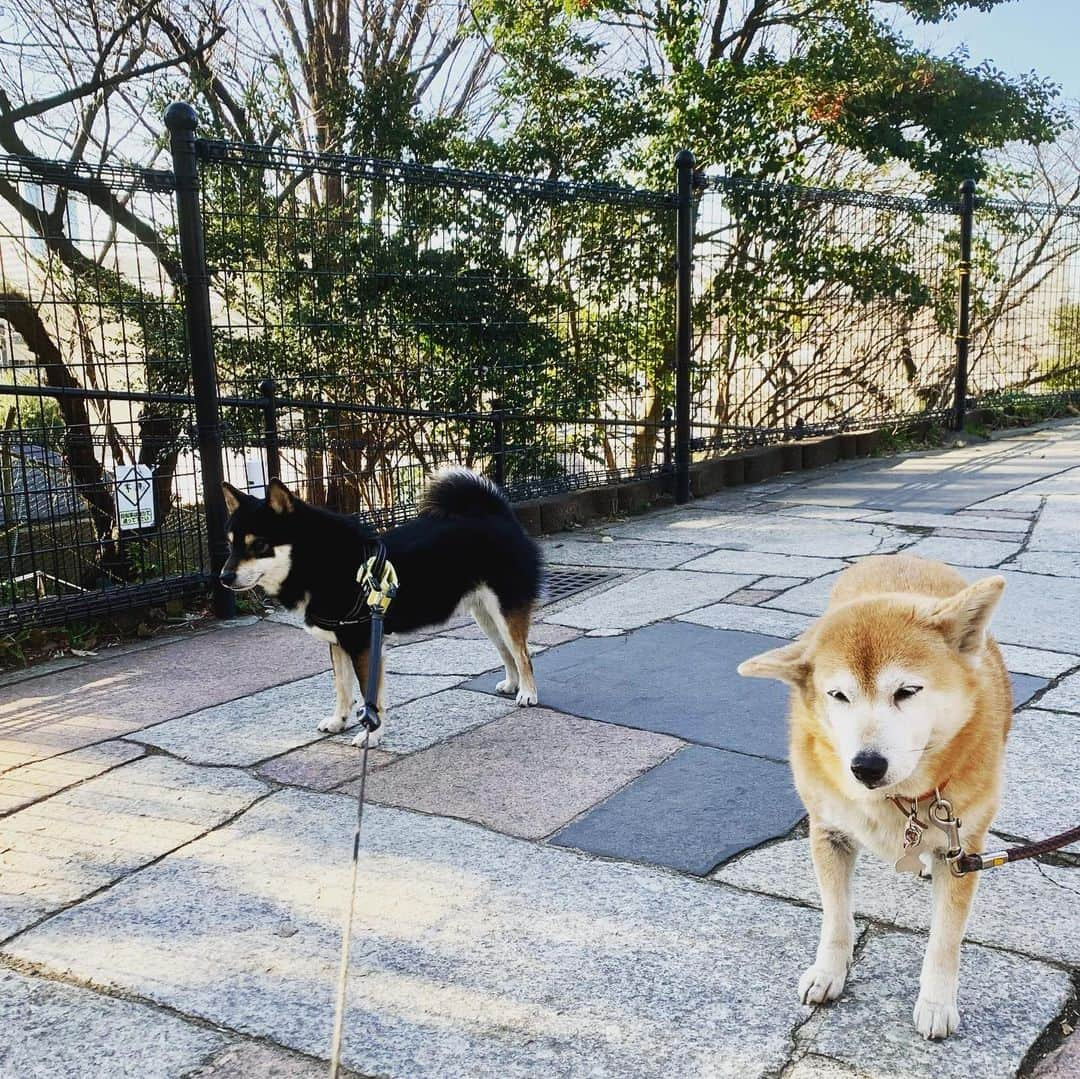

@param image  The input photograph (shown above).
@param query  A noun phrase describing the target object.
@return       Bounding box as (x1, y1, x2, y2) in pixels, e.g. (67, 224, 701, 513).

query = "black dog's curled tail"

(420, 466, 511, 518)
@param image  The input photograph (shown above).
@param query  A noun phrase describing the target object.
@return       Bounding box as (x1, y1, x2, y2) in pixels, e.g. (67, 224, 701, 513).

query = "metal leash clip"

(927, 794, 966, 877)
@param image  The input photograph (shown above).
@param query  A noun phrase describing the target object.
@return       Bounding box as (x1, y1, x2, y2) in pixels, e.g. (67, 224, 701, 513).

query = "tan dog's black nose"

(850, 750, 888, 788)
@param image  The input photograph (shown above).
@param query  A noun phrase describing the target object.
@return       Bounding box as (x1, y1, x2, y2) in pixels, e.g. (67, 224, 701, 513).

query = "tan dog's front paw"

(798, 963, 847, 1005)
(318, 714, 349, 734)
(913, 994, 960, 1039)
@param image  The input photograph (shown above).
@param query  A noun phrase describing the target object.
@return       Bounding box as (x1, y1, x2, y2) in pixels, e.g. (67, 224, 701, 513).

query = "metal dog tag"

(903, 815, 925, 850)
(895, 846, 933, 875)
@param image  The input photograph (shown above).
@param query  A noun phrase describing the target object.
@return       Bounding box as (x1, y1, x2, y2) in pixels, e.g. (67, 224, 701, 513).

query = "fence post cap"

(675, 149, 696, 169)
(164, 102, 198, 133)
(258, 378, 276, 398)
(959, 178, 976, 196)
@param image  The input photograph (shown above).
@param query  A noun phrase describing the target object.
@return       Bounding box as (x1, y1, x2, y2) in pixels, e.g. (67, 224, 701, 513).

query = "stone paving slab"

(797, 929, 1070, 1079)
(0, 965, 226, 1078)
(131, 673, 462, 766)
(0, 622, 331, 773)
(552, 744, 805, 875)
(714, 837, 1080, 965)
(680, 602, 815, 639)
(1032, 672, 1080, 713)
(0, 756, 267, 941)
(386, 637, 541, 676)
(678, 550, 849, 578)
(902, 535, 1022, 567)
(366, 709, 680, 839)
(442, 622, 581, 647)
(334, 688, 519, 755)
(857, 509, 1027, 534)
(768, 566, 1080, 653)
(997, 709, 1080, 853)
(541, 537, 716, 569)
(544, 569, 756, 631)
(1033, 1032, 1080, 1078)
(997, 645, 1079, 679)
(767, 435, 1080, 513)
(1026, 495, 1080, 551)
(189, 1041, 361, 1077)
(0, 740, 144, 816)
(1008, 550, 1080, 576)
(257, 741, 397, 790)
(5, 791, 826, 1078)
(602, 514, 906, 559)
(468, 621, 792, 759)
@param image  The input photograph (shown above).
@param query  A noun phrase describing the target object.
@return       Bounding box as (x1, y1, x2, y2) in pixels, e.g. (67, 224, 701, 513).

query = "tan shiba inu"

(738, 554, 1010, 1039)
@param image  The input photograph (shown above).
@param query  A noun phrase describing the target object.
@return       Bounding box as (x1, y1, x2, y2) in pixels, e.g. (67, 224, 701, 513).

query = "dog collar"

(887, 778, 951, 829)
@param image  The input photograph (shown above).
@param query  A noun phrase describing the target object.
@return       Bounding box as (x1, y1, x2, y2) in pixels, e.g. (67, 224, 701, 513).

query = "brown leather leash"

(951, 823, 1080, 874)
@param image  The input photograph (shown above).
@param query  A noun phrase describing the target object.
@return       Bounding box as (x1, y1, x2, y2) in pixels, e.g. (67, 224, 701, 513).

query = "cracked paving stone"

(4, 790, 827, 1079)
(0, 966, 226, 1078)
(0, 755, 267, 940)
(714, 837, 1080, 965)
(131, 673, 462, 766)
(797, 929, 1070, 1079)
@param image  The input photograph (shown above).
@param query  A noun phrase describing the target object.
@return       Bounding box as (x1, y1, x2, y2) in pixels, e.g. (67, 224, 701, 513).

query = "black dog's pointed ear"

(222, 482, 243, 515)
(266, 477, 295, 515)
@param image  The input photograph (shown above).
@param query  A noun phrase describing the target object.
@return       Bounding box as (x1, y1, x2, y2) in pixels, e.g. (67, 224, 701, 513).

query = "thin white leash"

(328, 725, 373, 1078)
(327, 551, 397, 1078)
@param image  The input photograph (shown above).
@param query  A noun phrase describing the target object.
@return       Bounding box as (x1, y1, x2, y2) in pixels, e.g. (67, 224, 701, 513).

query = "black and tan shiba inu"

(221, 468, 543, 743)
(739, 554, 1010, 1040)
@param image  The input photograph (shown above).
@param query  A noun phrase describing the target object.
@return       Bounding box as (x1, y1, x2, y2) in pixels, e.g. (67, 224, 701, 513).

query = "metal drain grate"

(542, 568, 617, 607)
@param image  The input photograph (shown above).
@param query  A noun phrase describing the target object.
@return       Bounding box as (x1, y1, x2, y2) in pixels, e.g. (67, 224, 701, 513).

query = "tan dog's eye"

(894, 685, 922, 704)
(827, 689, 850, 703)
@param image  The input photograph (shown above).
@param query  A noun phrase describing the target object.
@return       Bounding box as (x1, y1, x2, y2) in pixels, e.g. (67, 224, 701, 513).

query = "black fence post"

(953, 178, 976, 432)
(491, 399, 507, 490)
(674, 149, 695, 503)
(259, 379, 281, 481)
(165, 102, 234, 618)
(662, 405, 674, 472)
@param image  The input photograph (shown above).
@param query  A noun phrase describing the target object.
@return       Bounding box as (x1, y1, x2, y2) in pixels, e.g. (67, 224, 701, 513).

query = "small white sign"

(115, 464, 156, 531)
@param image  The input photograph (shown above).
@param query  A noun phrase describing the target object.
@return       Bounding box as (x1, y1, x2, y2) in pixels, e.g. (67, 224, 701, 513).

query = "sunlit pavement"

(2, 421, 1079, 1078)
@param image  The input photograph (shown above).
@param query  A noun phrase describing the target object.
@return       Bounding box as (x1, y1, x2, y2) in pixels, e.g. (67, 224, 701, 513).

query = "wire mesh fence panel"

(691, 178, 960, 455)
(968, 198, 1080, 405)
(197, 142, 675, 517)
(0, 156, 207, 628)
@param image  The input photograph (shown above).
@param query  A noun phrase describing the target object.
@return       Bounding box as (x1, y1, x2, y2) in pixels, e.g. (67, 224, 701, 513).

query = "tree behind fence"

(1, 120, 1079, 628)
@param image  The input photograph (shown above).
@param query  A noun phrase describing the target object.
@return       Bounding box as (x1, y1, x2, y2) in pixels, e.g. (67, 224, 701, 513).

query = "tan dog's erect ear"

(222, 482, 242, 515)
(928, 575, 1006, 654)
(737, 639, 810, 686)
(266, 477, 295, 515)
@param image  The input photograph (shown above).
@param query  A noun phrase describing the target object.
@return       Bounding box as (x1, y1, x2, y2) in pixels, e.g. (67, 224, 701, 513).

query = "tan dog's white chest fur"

(739, 554, 1011, 1040)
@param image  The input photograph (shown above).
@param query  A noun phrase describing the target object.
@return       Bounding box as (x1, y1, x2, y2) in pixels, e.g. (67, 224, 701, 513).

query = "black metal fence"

(1, 102, 1079, 629)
